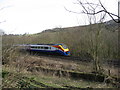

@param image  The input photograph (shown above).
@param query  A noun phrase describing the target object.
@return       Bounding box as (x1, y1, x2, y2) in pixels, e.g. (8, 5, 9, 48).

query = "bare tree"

(65, 0, 119, 74)
(65, 0, 120, 23)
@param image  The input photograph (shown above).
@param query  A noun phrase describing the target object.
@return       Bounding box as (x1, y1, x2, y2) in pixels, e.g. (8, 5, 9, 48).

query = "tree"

(65, 0, 120, 23)
(65, 0, 119, 74)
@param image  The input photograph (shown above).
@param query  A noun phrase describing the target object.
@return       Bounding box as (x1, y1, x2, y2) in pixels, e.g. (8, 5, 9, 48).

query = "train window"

(41, 47, 43, 49)
(31, 46, 38, 48)
(62, 45, 67, 49)
(44, 47, 49, 49)
(31, 46, 35, 48)
(38, 47, 41, 49)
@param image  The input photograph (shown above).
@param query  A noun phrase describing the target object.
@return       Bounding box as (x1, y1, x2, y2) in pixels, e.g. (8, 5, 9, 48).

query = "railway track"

(24, 51, 120, 67)
(31, 53, 92, 62)
(106, 59, 120, 68)
(49, 55, 91, 62)
(38, 54, 120, 68)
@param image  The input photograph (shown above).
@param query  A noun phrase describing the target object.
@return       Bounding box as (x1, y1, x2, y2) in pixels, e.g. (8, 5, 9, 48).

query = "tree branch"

(66, 0, 119, 23)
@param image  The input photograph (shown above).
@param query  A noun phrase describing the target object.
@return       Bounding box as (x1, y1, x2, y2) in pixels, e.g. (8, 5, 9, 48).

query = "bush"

(2, 46, 20, 65)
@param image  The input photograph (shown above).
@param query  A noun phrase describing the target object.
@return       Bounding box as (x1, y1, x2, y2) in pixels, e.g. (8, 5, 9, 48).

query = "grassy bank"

(2, 24, 118, 59)
(2, 22, 119, 88)
(3, 65, 115, 88)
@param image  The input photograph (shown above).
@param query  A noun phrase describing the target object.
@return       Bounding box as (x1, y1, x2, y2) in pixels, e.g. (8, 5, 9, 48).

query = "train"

(16, 44, 70, 56)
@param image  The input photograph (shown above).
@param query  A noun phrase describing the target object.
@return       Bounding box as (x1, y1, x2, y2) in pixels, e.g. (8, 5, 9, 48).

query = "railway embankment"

(2, 54, 120, 88)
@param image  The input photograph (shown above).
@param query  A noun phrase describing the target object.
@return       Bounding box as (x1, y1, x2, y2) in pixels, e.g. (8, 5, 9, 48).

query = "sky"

(0, 0, 119, 34)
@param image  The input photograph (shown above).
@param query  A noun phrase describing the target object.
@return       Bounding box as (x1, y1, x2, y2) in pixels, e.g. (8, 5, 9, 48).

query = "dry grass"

(2, 65, 114, 88)
(2, 48, 119, 88)
(9, 54, 82, 72)
(2, 23, 119, 88)
(2, 24, 118, 59)
(3, 51, 119, 78)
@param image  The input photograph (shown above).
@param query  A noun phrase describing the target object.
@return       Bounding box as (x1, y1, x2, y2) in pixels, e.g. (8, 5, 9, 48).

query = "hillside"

(36, 19, 118, 34)
(3, 20, 118, 57)
(104, 19, 118, 31)
(2, 19, 120, 88)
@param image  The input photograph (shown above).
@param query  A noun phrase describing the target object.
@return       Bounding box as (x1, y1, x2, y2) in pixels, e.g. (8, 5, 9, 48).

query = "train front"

(55, 44, 70, 56)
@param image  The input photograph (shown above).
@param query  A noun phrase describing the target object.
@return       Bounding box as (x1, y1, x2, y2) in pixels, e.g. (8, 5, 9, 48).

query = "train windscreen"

(62, 44, 68, 49)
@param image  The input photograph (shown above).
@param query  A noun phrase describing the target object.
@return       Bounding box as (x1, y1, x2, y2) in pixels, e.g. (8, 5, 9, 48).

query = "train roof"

(14, 44, 65, 46)
(36, 44, 63, 45)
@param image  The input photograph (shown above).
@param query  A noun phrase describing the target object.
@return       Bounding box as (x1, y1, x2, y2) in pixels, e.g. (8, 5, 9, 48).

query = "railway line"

(46, 55, 92, 62)
(22, 50, 120, 68)
(106, 59, 120, 68)
(30, 53, 120, 68)
(30, 52, 92, 62)
(18, 44, 120, 68)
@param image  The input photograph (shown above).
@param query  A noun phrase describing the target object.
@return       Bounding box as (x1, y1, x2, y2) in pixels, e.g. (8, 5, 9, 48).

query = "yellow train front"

(24, 44, 70, 56)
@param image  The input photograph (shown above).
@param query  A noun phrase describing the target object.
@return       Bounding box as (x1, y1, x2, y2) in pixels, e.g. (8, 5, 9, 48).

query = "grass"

(2, 55, 119, 88)
(2, 68, 114, 88)
(2, 22, 119, 88)
(2, 23, 118, 59)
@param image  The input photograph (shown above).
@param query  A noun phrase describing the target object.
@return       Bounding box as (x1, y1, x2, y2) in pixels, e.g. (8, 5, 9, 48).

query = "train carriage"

(17, 44, 70, 56)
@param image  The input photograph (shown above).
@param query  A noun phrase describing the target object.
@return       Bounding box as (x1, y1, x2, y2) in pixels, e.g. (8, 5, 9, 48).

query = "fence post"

(118, 1, 120, 79)
(0, 30, 3, 89)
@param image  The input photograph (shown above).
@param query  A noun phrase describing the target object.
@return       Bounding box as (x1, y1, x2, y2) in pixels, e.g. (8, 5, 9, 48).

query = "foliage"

(2, 23, 118, 59)
(2, 22, 118, 77)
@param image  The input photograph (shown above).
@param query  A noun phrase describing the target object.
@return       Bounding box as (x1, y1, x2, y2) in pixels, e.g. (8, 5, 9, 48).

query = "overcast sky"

(0, 0, 118, 34)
